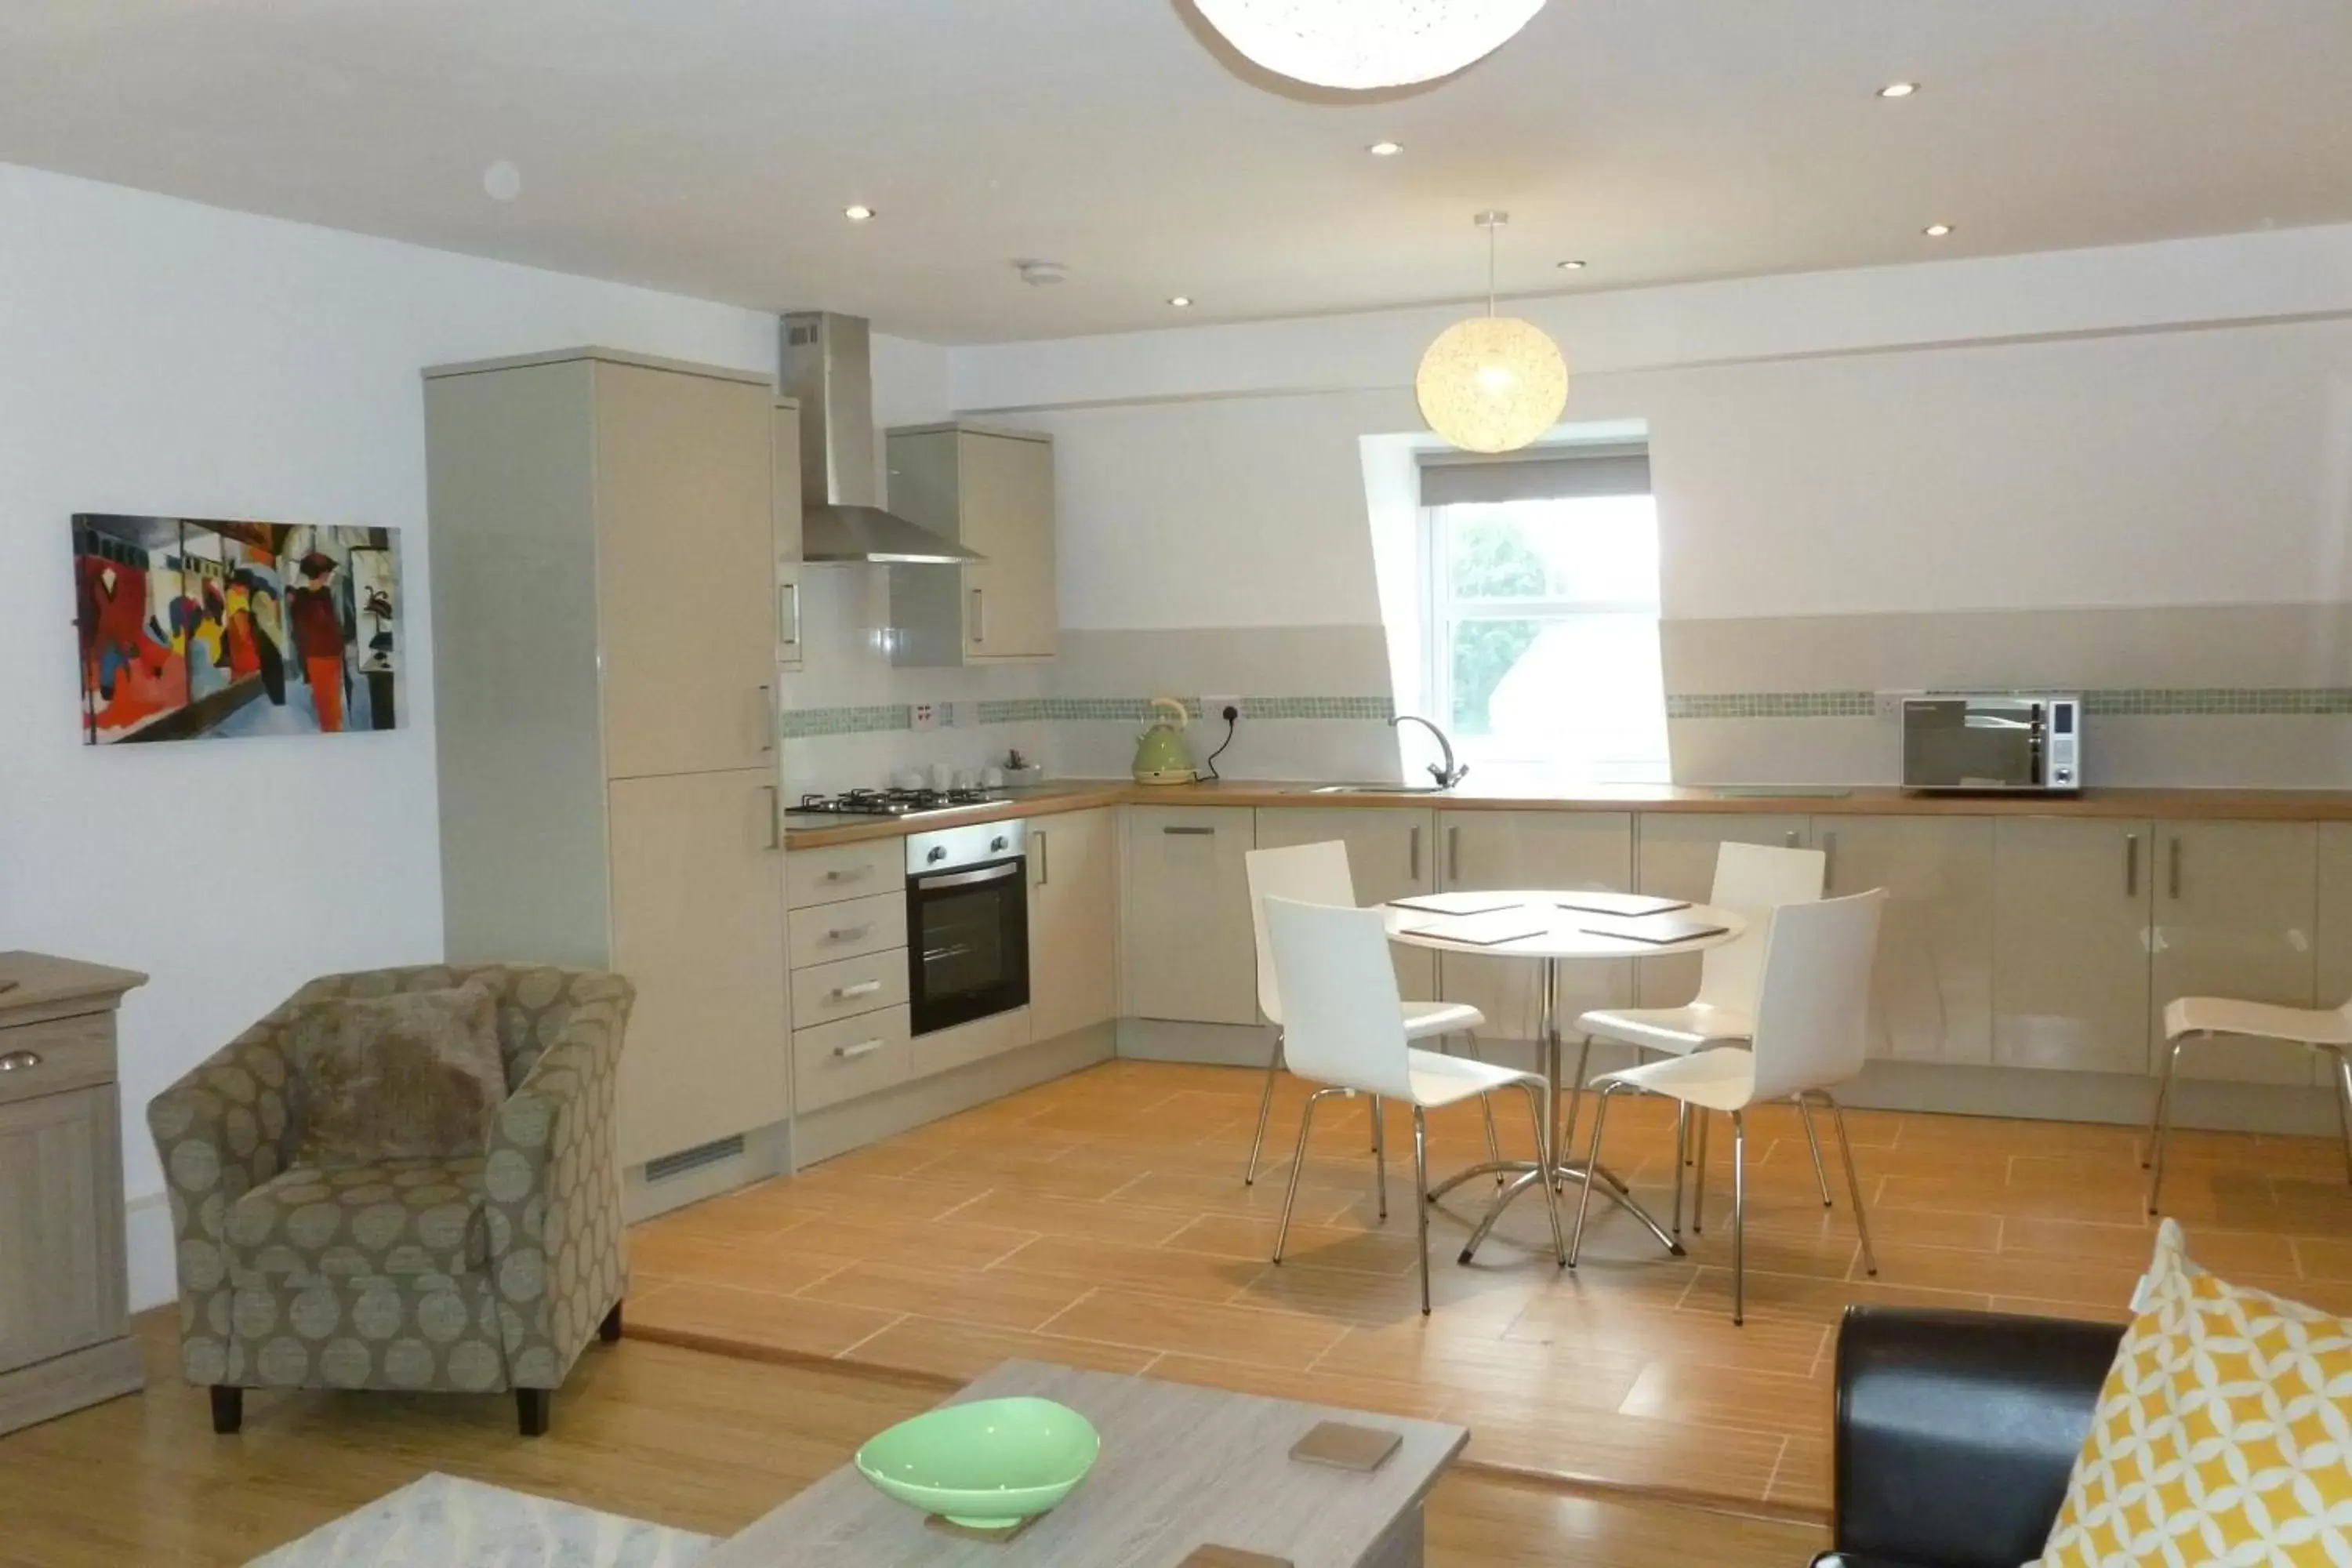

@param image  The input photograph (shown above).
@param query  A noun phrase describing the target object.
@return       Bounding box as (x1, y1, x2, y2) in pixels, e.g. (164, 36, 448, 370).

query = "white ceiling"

(5, 1, 2351, 344)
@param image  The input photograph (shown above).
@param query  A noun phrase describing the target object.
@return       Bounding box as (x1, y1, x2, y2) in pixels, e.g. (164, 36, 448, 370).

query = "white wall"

(0, 162, 804, 1307)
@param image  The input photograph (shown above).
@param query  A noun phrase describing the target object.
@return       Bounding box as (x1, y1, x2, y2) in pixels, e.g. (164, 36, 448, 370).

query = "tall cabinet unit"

(425, 350, 799, 1174)
(886, 423, 1058, 666)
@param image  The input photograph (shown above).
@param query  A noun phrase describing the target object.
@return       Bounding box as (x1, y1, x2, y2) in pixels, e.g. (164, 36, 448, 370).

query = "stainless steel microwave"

(1901, 694, 2082, 793)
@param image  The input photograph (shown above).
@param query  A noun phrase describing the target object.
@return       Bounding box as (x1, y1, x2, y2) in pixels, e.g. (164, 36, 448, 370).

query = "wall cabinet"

(1991, 818, 2152, 1074)
(2151, 821, 2319, 1084)
(1632, 812, 1810, 1010)
(426, 349, 792, 1170)
(1254, 808, 1439, 1002)
(1029, 809, 1121, 1042)
(886, 423, 1057, 666)
(1820, 816, 1996, 1065)
(1123, 807, 1258, 1025)
(1439, 811, 1634, 1040)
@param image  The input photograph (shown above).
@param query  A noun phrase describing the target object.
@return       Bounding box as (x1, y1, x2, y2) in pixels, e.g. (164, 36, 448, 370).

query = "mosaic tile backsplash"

(786, 694, 1396, 737)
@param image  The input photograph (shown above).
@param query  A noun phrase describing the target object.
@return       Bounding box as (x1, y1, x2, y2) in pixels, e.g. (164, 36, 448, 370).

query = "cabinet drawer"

(788, 843, 902, 909)
(793, 1006, 913, 1113)
(788, 892, 907, 968)
(792, 949, 911, 1030)
(0, 1013, 116, 1109)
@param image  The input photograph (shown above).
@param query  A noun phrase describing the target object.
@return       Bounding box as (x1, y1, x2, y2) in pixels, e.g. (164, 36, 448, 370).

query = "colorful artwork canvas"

(72, 514, 403, 744)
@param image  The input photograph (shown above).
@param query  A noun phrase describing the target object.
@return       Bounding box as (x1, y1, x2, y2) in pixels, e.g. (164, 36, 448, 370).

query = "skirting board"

(625, 1120, 796, 1225)
(793, 1023, 1115, 1168)
(0, 1334, 143, 1436)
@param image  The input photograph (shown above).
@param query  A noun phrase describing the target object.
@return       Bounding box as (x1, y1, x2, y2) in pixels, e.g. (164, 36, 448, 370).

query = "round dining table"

(1381, 892, 1748, 1262)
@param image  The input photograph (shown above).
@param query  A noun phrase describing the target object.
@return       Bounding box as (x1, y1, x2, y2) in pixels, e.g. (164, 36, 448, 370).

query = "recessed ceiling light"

(1922, 222, 1954, 238)
(1878, 81, 1919, 99)
(1556, 259, 1587, 271)
(481, 160, 522, 201)
(1367, 140, 1404, 157)
(843, 204, 875, 223)
(1168, 296, 1194, 308)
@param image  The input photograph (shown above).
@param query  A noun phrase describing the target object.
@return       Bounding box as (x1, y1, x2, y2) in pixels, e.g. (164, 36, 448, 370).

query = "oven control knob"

(991, 836, 1009, 853)
(927, 846, 948, 863)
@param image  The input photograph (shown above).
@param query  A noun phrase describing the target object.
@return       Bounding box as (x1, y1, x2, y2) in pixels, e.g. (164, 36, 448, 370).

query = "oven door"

(1902, 698, 2049, 789)
(906, 857, 1030, 1036)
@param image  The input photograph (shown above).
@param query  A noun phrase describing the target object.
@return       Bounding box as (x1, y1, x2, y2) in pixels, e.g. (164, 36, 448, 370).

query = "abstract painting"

(72, 514, 403, 744)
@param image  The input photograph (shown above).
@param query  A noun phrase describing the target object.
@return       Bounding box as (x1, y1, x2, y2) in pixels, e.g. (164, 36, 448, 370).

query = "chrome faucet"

(1390, 713, 1468, 790)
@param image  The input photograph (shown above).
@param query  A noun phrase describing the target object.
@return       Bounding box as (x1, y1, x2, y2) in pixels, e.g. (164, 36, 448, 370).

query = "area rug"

(246, 1472, 713, 1567)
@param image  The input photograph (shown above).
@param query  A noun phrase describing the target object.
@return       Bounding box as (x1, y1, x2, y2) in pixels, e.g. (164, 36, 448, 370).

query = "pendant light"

(1416, 211, 1570, 454)
(1192, 1, 1548, 91)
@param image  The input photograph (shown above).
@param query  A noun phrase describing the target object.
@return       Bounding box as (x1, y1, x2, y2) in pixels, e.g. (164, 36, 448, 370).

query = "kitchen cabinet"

(2316, 825, 2352, 1087)
(1123, 807, 1258, 1025)
(426, 349, 793, 1171)
(773, 397, 805, 673)
(1029, 809, 1121, 1042)
(886, 423, 1058, 666)
(2151, 821, 2318, 1084)
(1631, 812, 1810, 1010)
(1819, 816, 1995, 1065)
(608, 769, 791, 1167)
(1439, 810, 1634, 1040)
(1254, 808, 1439, 1002)
(1991, 818, 2153, 1074)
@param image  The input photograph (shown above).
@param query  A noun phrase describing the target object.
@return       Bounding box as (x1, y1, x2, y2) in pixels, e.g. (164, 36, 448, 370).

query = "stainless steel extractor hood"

(780, 310, 981, 564)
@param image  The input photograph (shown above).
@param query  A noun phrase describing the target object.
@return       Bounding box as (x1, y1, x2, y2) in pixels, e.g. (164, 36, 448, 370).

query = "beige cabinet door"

(0, 1084, 125, 1371)
(1438, 810, 1634, 1040)
(1123, 807, 1258, 1025)
(960, 430, 1057, 662)
(1632, 812, 1810, 1009)
(2317, 825, 2352, 1088)
(773, 400, 805, 673)
(1253, 808, 1439, 1003)
(1029, 809, 1120, 1042)
(1991, 818, 2153, 1073)
(1818, 816, 1995, 1065)
(608, 768, 790, 1165)
(2152, 820, 2319, 1084)
(595, 363, 777, 779)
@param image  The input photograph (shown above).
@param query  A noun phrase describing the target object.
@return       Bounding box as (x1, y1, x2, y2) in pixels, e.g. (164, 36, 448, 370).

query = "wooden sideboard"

(0, 952, 146, 1435)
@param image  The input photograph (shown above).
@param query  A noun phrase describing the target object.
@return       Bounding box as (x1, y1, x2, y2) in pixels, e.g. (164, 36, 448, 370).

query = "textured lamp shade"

(1193, 0, 1548, 90)
(1415, 316, 1570, 453)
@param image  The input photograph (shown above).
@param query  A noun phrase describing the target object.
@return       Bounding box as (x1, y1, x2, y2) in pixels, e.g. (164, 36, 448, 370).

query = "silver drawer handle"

(831, 980, 884, 1001)
(0, 1051, 42, 1073)
(826, 924, 874, 942)
(822, 866, 872, 884)
(833, 1039, 885, 1061)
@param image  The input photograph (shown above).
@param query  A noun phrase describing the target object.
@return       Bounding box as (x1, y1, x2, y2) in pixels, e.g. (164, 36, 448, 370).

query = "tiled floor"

(625, 1059, 2352, 1517)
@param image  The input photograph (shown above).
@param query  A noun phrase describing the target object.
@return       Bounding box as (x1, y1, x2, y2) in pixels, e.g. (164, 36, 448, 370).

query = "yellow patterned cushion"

(2038, 1219, 2352, 1566)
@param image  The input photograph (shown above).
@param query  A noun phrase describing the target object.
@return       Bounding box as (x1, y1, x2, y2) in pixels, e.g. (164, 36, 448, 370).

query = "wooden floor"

(0, 1312, 1820, 1566)
(626, 1058, 2352, 1515)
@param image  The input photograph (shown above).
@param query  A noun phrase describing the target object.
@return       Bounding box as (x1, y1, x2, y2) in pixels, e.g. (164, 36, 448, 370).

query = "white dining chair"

(1242, 841, 1490, 1199)
(1569, 889, 1886, 1325)
(1261, 895, 1566, 1314)
(1572, 841, 1830, 1213)
(2145, 995, 2352, 1214)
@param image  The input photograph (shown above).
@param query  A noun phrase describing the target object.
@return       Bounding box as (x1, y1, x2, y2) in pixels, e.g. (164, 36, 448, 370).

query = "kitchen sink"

(1304, 783, 1451, 795)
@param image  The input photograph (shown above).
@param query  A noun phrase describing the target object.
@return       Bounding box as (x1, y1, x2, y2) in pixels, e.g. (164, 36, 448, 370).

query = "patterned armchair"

(147, 964, 633, 1436)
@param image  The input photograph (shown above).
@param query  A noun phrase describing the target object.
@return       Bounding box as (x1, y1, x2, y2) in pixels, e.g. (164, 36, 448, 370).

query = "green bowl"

(855, 1396, 1102, 1530)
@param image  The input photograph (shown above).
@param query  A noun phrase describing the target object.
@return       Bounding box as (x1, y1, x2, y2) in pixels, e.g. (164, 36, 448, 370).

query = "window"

(1419, 451, 1668, 782)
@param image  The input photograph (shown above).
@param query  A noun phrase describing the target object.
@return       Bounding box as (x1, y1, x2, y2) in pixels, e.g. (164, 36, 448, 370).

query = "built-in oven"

(906, 820, 1029, 1036)
(1901, 694, 2082, 793)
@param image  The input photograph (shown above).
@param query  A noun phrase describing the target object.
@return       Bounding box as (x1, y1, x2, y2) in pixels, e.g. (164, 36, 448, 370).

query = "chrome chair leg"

(1671, 1102, 1689, 1240)
(1731, 1109, 1748, 1327)
(1243, 1030, 1284, 1186)
(1454, 1034, 1502, 1172)
(1798, 1098, 1833, 1208)
(1556, 1033, 1596, 1183)
(1371, 1093, 1388, 1223)
(1819, 1090, 1878, 1276)
(1566, 1081, 1626, 1268)
(1521, 1080, 1567, 1268)
(1412, 1105, 1432, 1316)
(1272, 1087, 1345, 1262)
(2147, 1035, 2191, 1214)
(2140, 1036, 2185, 1171)
(1693, 1110, 1710, 1234)
(2331, 1047, 2352, 1188)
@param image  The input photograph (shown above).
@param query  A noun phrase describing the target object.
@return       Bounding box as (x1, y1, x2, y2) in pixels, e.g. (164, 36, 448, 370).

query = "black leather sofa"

(1809, 1305, 2124, 1568)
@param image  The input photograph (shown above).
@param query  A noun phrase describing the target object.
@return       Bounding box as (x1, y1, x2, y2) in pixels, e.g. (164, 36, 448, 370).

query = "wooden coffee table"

(699, 1359, 1469, 1567)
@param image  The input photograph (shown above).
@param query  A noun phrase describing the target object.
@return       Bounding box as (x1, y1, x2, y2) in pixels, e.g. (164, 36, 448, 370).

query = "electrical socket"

(1200, 695, 1243, 725)
(1876, 690, 1923, 721)
(910, 702, 941, 731)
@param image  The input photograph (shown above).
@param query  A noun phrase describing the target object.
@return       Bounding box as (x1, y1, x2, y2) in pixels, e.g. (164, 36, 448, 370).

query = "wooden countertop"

(779, 779, 2352, 848)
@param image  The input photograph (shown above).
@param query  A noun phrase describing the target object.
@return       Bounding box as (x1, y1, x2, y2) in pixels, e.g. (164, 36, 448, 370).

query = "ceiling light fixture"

(481, 161, 522, 201)
(1922, 223, 1954, 237)
(1168, 296, 1195, 308)
(1878, 81, 1919, 99)
(1555, 259, 1586, 270)
(844, 204, 875, 223)
(1367, 140, 1405, 157)
(1416, 211, 1569, 454)
(1192, 0, 1548, 91)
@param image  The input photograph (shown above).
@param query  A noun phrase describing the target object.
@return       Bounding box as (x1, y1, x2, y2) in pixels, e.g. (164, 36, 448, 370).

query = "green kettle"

(1131, 696, 1199, 786)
